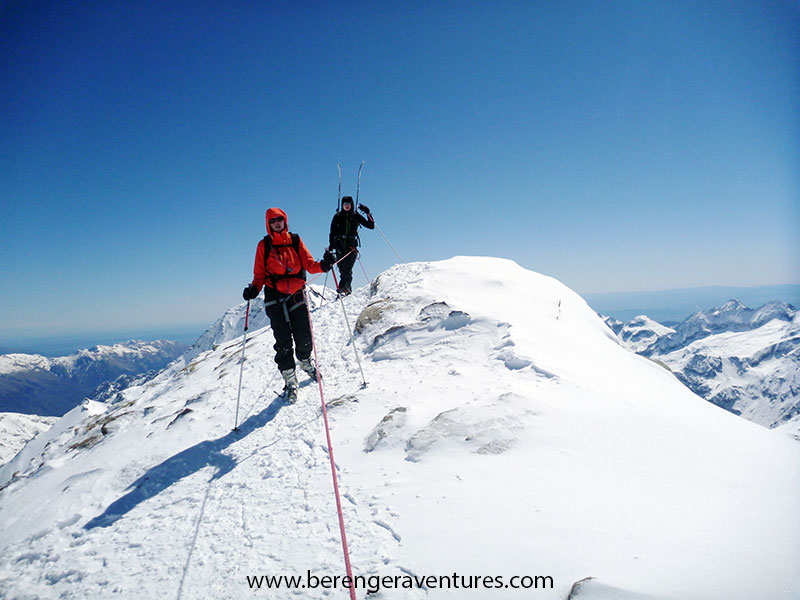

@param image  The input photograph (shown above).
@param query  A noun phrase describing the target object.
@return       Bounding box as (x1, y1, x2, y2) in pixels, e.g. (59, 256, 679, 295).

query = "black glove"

(320, 250, 335, 272)
(242, 284, 259, 301)
(358, 204, 370, 214)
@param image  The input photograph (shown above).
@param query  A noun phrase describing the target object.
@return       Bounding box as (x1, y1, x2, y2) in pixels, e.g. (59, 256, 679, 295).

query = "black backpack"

(330, 211, 361, 251)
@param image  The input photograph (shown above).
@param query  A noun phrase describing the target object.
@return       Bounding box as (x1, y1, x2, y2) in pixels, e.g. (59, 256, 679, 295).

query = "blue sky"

(1, 1, 798, 346)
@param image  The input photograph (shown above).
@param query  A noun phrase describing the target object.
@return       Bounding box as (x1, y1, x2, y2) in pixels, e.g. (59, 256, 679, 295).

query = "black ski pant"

(335, 249, 357, 293)
(264, 290, 312, 372)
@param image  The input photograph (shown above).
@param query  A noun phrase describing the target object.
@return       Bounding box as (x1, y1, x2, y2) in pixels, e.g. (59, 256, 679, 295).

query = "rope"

(303, 289, 357, 600)
(357, 256, 371, 285)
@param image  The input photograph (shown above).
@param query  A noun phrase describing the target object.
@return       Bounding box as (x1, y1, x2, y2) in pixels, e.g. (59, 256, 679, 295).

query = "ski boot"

(280, 368, 299, 403)
(299, 357, 319, 382)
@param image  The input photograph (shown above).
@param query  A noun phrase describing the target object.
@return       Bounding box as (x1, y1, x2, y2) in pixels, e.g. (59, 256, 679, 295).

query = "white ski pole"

(233, 299, 251, 431)
(331, 270, 367, 388)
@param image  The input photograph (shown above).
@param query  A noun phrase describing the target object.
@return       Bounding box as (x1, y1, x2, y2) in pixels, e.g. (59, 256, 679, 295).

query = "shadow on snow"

(84, 397, 284, 530)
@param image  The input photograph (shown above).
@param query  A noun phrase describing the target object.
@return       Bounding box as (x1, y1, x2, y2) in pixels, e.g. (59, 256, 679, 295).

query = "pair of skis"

(337, 161, 364, 212)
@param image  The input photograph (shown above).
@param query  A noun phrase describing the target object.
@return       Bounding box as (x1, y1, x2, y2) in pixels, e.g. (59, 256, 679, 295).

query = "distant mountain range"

(586, 283, 800, 323)
(0, 340, 188, 416)
(604, 300, 799, 428)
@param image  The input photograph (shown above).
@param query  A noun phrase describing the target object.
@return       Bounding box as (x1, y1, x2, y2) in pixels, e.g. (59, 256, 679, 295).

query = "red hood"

(265, 207, 289, 233)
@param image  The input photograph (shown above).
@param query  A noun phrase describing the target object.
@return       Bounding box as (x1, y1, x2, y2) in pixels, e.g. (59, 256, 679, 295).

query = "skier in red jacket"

(243, 207, 334, 401)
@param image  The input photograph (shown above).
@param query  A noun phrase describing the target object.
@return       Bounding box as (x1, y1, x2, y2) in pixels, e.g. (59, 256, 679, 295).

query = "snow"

(0, 412, 57, 465)
(608, 315, 676, 354)
(0, 353, 50, 375)
(0, 257, 798, 599)
(663, 318, 795, 368)
(777, 415, 800, 441)
(650, 299, 796, 355)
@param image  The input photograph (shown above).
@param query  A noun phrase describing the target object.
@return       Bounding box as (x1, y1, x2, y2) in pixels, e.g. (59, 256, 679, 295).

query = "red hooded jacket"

(250, 208, 324, 296)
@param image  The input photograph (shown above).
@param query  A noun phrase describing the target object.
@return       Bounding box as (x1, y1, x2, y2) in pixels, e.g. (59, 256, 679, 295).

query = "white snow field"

(0, 412, 57, 465)
(1, 257, 798, 599)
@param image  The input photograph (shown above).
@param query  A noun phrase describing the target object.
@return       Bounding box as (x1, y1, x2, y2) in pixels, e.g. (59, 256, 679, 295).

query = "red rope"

(303, 289, 357, 600)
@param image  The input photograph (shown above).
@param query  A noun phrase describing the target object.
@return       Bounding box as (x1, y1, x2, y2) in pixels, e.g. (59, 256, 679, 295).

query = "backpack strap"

(262, 235, 272, 274)
(289, 233, 307, 281)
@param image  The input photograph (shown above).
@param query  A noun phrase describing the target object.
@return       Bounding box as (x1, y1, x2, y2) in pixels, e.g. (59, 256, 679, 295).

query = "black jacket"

(328, 208, 374, 251)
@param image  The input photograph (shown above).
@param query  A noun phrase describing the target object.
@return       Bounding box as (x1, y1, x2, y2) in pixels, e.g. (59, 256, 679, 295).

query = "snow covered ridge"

(0, 340, 189, 416)
(1, 257, 798, 599)
(604, 301, 799, 428)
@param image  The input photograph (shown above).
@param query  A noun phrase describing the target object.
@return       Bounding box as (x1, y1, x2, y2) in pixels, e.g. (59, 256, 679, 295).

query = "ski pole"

(321, 271, 329, 300)
(330, 270, 367, 388)
(375, 223, 405, 263)
(233, 299, 251, 432)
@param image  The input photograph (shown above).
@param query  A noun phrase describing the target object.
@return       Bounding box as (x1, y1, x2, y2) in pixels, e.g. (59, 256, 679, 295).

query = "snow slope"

(1, 258, 798, 600)
(0, 412, 57, 465)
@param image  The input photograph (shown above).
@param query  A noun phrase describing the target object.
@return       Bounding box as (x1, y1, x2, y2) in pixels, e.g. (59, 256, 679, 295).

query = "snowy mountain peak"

(751, 299, 796, 327)
(1, 257, 798, 600)
(600, 314, 674, 354)
(716, 299, 747, 313)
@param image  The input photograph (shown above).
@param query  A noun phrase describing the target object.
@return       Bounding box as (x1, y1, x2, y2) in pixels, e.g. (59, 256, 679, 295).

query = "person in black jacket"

(328, 196, 374, 295)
